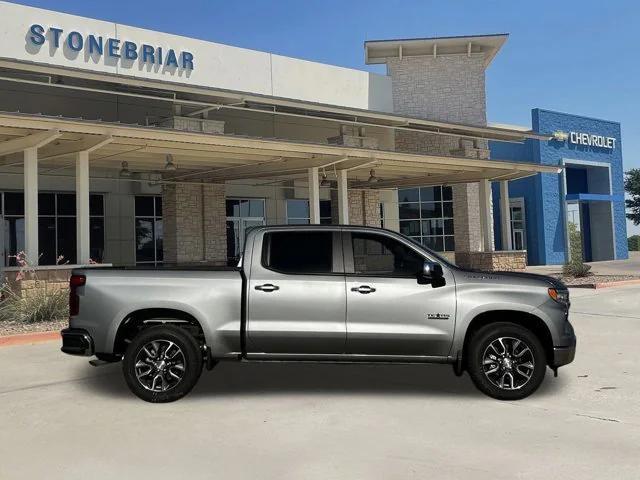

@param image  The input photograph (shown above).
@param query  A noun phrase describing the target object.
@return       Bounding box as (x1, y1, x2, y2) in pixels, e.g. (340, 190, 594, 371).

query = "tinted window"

(90, 194, 104, 216)
(264, 231, 333, 274)
(352, 233, 423, 277)
(4, 192, 24, 216)
(135, 196, 155, 217)
(57, 193, 75, 215)
(39, 193, 55, 215)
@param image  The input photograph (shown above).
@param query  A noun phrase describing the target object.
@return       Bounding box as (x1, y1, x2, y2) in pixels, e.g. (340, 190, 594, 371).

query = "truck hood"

(454, 268, 567, 290)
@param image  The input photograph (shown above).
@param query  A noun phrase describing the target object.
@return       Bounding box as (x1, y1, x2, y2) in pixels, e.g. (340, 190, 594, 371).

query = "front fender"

(451, 302, 536, 355)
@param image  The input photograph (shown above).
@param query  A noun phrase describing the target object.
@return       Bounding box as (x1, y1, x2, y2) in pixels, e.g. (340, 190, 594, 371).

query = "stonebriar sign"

(28, 24, 195, 70)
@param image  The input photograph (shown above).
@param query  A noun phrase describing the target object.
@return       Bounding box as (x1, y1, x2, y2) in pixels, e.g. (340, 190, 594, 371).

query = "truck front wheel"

(122, 325, 203, 403)
(466, 322, 546, 401)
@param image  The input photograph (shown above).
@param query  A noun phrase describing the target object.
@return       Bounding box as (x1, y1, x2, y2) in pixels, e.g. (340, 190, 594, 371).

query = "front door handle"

(255, 283, 279, 292)
(351, 285, 376, 294)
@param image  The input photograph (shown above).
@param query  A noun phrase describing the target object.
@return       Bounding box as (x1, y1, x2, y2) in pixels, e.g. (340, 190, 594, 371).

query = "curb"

(0, 331, 60, 347)
(569, 279, 640, 289)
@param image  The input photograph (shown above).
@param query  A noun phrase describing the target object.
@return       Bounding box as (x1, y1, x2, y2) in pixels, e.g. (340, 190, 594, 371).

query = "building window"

(135, 196, 163, 265)
(1, 191, 104, 266)
(286, 199, 332, 224)
(398, 186, 454, 252)
(226, 198, 265, 265)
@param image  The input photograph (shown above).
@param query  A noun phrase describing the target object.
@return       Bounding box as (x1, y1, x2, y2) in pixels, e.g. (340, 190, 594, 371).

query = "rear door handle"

(255, 283, 279, 292)
(351, 285, 376, 294)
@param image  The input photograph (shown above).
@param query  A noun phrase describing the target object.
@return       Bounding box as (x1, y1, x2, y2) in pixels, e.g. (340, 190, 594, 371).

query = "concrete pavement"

(1, 286, 639, 479)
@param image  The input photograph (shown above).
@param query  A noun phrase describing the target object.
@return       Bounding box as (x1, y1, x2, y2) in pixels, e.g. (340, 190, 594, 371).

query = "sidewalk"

(526, 251, 640, 276)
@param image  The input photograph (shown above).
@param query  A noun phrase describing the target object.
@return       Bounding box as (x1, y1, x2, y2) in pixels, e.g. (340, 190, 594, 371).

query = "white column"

(336, 169, 349, 224)
(76, 151, 91, 264)
(23, 147, 39, 265)
(308, 167, 320, 224)
(499, 180, 513, 251)
(478, 179, 494, 252)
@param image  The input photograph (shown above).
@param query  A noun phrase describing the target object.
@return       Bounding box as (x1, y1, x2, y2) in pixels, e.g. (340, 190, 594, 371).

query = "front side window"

(263, 231, 333, 274)
(352, 232, 424, 277)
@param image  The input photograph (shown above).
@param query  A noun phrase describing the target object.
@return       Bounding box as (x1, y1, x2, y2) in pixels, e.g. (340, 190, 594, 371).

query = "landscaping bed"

(0, 319, 67, 337)
(552, 274, 640, 288)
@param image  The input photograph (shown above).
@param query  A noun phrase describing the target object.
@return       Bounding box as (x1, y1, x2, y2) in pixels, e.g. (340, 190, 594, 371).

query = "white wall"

(0, 1, 393, 112)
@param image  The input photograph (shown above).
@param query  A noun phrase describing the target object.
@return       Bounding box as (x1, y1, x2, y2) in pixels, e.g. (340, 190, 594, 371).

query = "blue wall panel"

(489, 108, 628, 265)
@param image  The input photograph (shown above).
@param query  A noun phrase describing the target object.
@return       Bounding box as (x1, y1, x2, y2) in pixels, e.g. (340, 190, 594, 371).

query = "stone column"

(386, 54, 490, 260)
(162, 183, 205, 264)
(203, 184, 227, 264)
(347, 190, 381, 227)
(163, 183, 227, 265)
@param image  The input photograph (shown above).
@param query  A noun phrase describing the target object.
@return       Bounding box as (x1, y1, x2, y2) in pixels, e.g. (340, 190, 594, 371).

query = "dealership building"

(0, 2, 628, 287)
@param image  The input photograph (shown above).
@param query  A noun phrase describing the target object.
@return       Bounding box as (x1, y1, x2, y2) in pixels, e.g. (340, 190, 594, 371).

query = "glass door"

(509, 199, 527, 250)
(226, 199, 265, 265)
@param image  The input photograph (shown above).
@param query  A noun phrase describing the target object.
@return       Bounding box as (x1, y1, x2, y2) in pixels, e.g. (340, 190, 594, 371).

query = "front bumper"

(552, 338, 576, 367)
(61, 328, 94, 356)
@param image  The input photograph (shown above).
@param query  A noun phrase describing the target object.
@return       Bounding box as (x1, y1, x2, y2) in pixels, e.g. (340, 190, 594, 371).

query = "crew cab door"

(343, 231, 456, 356)
(246, 229, 346, 354)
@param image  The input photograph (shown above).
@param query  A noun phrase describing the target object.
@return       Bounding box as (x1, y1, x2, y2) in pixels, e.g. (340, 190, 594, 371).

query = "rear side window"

(263, 231, 333, 274)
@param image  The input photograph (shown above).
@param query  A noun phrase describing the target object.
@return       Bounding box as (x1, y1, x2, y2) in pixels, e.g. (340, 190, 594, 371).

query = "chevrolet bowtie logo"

(551, 130, 569, 142)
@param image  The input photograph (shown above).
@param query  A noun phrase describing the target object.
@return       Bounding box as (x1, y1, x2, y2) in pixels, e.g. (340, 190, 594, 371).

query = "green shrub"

(562, 262, 592, 278)
(628, 235, 640, 252)
(0, 284, 68, 323)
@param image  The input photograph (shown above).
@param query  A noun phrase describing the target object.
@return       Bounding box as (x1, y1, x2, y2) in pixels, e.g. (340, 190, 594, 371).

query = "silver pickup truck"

(61, 225, 576, 403)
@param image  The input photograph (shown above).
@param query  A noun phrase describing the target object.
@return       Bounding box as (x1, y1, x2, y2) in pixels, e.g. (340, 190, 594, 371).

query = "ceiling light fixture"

(119, 161, 132, 178)
(165, 154, 177, 171)
(320, 171, 330, 187)
(367, 169, 380, 184)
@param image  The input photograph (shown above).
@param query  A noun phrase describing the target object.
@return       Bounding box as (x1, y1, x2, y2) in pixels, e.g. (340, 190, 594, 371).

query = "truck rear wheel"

(122, 325, 203, 403)
(466, 322, 546, 401)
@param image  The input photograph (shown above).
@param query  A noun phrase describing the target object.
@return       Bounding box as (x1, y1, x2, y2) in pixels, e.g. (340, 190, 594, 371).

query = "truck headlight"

(548, 288, 569, 306)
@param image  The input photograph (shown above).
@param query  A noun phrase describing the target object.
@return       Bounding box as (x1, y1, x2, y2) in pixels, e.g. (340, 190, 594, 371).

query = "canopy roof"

(0, 111, 559, 189)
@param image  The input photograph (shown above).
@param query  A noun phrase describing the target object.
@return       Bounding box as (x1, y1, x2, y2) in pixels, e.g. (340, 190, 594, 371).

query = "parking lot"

(1, 286, 639, 480)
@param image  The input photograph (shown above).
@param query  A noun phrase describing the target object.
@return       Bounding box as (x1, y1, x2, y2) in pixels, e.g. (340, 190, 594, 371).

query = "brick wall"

(455, 251, 527, 271)
(4, 267, 72, 297)
(163, 183, 227, 265)
(387, 55, 487, 125)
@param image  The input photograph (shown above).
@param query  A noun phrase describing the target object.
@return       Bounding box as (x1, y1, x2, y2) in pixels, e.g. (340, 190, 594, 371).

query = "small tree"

(625, 169, 640, 225)
(563, 221, 591, 277)
(629, 235, 640, 252)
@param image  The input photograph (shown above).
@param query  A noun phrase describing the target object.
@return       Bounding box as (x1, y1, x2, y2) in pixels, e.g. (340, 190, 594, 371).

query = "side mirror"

(420, 261, 445, 287)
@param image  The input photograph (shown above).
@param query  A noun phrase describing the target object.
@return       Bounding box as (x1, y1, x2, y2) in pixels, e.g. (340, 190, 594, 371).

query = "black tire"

(466, 322, 546, 401)
(122, 325, 203, 403)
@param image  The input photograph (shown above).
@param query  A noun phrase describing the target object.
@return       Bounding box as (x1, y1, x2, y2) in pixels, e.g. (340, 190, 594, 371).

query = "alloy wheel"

(482, 336, 535, 390)
(134, 340, 186, 392)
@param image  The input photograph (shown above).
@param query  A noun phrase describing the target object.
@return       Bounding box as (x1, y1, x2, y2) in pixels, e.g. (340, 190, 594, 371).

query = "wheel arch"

(462, 310, 554, 367)
(112, 308, 206, 356)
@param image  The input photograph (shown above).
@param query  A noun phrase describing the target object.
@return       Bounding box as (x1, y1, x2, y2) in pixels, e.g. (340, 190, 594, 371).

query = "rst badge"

(427, 313, 450, 320)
